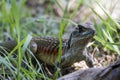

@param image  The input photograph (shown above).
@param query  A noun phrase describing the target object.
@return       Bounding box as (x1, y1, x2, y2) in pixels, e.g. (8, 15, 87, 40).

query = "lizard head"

(66, 22, 95, 67)
(68, 22, 95, 49)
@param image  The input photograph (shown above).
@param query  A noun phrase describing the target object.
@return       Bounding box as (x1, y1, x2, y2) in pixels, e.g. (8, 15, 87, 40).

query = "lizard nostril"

(88, 29, 95, 36)
(91, 30, 96, 35)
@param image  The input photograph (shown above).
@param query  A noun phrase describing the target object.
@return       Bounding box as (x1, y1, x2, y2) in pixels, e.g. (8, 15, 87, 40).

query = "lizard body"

(0, 23, 95, 68)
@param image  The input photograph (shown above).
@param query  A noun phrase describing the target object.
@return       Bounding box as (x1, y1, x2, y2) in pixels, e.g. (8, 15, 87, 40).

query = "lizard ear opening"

(72, 30, 79, 36)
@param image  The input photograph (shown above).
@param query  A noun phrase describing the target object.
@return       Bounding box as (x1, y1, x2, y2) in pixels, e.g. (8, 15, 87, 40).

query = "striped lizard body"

(0, 22, 95, 68)
(31, 37, 67, 66)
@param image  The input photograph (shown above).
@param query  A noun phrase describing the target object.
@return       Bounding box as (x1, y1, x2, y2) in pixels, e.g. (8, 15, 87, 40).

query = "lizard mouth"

(80, 29, 95, 38)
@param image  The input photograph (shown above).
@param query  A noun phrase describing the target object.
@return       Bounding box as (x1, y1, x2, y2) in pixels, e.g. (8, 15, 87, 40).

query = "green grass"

(89, 0, 120, 54)
(0, 0, 120, 80)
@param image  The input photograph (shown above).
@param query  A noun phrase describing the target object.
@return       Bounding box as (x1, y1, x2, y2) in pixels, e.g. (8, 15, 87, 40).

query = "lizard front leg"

(83, 48, 94, 67)
(61, 48, 94, 68)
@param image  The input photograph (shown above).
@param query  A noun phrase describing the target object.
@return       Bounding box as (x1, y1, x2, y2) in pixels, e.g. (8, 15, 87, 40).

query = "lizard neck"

(65, 38, 87, 53)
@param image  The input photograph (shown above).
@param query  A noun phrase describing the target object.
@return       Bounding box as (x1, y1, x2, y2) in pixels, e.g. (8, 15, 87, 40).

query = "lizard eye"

(78, 25, 86, 32)
(79, 27, 83, 32)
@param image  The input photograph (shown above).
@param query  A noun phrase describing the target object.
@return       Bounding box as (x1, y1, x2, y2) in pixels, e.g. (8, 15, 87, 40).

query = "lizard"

(0, 22, 95, 68)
